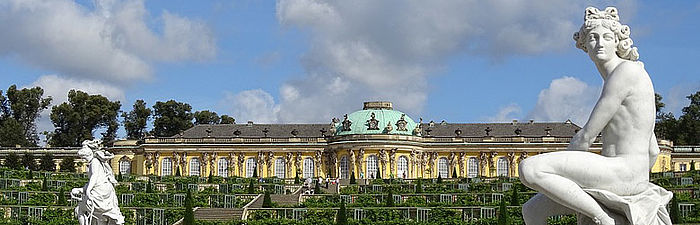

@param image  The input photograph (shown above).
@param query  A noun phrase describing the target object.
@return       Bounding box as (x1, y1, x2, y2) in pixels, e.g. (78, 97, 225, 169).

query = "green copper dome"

(336, 102, 419, 136)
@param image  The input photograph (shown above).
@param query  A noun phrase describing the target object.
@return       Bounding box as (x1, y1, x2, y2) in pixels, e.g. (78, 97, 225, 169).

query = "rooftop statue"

(71, 139, 125, 225)
(519, 7, 672, 225)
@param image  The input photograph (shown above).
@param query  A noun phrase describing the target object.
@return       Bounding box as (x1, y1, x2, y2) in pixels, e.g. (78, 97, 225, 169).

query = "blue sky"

(1, 0, 699, 140)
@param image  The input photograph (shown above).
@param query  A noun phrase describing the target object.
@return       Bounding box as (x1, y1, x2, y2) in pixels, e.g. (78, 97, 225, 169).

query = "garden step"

(193, 208, 244, 221)
(247, 192, 301, 208)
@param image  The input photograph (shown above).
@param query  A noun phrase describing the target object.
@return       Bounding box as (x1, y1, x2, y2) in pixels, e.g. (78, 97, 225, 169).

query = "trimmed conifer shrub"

(247, 179, 256, 194)
(498, 198, 509, 225)
(336, 202, 348, 225)
(437, 174, 443, 184)
(184, 188, 194, 225)
(385, 188, 395, 207)
(349, 171, 356, 184)
(262, 191, 272, 208)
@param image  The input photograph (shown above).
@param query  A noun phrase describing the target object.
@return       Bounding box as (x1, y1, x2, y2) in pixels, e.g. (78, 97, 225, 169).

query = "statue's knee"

(518, 157, 542, 187)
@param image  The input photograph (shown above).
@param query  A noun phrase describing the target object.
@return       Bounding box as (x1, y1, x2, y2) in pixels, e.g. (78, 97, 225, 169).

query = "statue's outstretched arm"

(569, 67, 634, 151)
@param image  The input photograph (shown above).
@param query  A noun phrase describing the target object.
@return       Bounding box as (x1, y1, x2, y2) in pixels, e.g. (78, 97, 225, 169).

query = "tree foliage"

(497, 199, 510, 225)
(0, 85, 52, 147)
(220, 115, 235, 124)
(40, 153, 56, 172)
(655, 91, 700, 145)
(152, 100, 193, 137)
(122, 99, 151, 140)
(184, 188, 195, 225)
(22, 153, 38, 171)
(49, 90, 121, 147)
(194, 110, 220, 125)
(3, 152, 21, 170)
(59, 157, 76, 173)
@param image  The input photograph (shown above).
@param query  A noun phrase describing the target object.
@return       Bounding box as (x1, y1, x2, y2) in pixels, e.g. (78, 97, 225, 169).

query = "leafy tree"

(22, 153, 38, 171)
(152, 100, 194, 137)
(678, 91, 700, 145)
(510, 184, 520, 206)
(4, 152, 21, 169)
(40, 153, 56, 172)
(349, 171, 356, 184)
(220, 115, 235, 124)
(49, 90, 121, 147)
(497, 199, 510, 225)
(59, 157, 76, 173)
(183, 188, 194, 225)
(262, 191, 272, 208)
(193, 110, 220, 125)
(0, 85, 52, 147)
(655, 93, 665, 115)
(336, 202, 348, 225)
(385, 188, 395, 207)
(122, 99, 152, 140)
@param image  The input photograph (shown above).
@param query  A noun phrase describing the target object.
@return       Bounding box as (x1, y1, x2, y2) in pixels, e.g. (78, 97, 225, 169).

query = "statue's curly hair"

(573, 7, 639, 61)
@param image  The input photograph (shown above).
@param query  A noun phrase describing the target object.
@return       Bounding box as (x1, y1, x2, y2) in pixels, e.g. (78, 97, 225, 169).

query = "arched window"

(161, 158, 172, 176)
(339, 156, 349, 179)
(467, 157, 479, 178)
(497, 157, 509, 177)
(189, 158, 201, 176)
(119, 158, 131, 175)
(275, 157, 286, 178)
(218, 158, 228, 178)
(303, 158, 315, 178)
(438, 157, 449, 178)
(246, 158, 257, 178)
(366, 155, 378, 179)
(397, 156, 408, 179)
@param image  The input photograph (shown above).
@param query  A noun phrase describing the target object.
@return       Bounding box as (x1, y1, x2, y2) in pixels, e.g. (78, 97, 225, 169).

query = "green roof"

(336, 109, 418, 136)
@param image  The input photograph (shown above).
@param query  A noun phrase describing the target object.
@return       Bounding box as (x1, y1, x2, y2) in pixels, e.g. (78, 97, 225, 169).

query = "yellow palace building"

(108, 101, 674, 180)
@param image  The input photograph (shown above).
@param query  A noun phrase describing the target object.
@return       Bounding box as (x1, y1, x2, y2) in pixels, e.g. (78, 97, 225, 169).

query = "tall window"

(218, 158, 228, 178)
(246, 158, 257, 178)
(497, 157, 509, 177)
(189, 158, 201, 176)
(438, 157, 449, 178)
(366, 155, 378, 179)
(119, 159, 131, 175)
(397, 156, 408, 179)
(161, 158, 172, 176)
(275, 158, 286, 178)
(339, 156, 349, 179)
(303, 158, 315, 178)
(467, 157, 479, 178)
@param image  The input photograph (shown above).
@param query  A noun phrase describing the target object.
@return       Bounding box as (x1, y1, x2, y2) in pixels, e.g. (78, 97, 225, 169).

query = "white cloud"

(252, 0, 636, 123)
(526, 77, 601, 125)
(488, 103, 522, 122)
(0, 0, 215, 83)
(224, 89, 280, 124)
(665, 82, 700, 116)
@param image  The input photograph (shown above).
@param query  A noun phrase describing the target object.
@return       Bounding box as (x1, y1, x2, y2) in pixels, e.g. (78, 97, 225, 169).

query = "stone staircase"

(193, 208, 244, 221)
(247, 192, 301, 208)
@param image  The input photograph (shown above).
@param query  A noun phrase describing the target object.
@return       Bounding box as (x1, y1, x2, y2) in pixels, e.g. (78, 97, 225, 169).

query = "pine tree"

(498, 199, 509, 225)
(57, 189, 67, 206)
(41, 175, 48, 191)
(349, 171, 356, 184)
(247, 179, 256, 194)
(3, 152, 21, 170)
(385, 188, 395, 207)
(336, 202, 348, 225)
(670, 195, 681, 224)
(415, 179, 423, 193)
(183, 188, 195, 225)
(314, 181, 322, 194)
(510, 184, 520, 206)
(262, 191, 272, 208)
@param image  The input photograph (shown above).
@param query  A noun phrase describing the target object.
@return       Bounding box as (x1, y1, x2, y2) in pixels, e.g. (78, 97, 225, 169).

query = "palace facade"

(108, 101, 674, 180)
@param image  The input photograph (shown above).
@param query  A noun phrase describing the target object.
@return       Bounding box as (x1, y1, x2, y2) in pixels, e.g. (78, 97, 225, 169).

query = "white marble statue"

(519, 7, 672, 225)
(71, 139, 125, 225)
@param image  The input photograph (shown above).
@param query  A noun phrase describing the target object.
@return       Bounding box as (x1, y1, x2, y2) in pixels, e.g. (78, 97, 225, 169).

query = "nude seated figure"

(518, 7, 672, 225)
